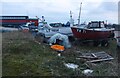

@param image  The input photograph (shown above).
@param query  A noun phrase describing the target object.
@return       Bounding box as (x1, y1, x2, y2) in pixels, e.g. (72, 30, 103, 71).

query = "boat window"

(89, 22, 99, 28)
(101, 22, 105, 28)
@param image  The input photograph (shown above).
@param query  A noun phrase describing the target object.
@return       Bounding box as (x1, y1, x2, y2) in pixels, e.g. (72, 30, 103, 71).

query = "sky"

(0, 0, 119, 24)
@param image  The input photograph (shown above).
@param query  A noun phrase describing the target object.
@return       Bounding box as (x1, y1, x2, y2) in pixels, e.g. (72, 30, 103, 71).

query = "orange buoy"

(51, 44, 65, 51)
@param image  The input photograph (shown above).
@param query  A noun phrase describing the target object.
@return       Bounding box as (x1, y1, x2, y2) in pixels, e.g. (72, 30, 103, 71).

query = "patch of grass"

(2, 31, 118, 76)
(2, 31, 57, 76)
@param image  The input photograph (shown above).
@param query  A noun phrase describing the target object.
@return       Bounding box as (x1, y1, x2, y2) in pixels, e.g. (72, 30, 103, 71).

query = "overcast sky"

(0, 0, 119, 24)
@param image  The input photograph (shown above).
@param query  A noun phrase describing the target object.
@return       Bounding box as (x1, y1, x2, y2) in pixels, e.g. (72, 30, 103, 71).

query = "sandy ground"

(0, 27, 18, 31)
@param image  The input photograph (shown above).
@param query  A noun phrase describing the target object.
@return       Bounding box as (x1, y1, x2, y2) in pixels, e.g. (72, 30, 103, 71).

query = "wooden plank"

(86, 58, 114, 63)
(79, 56, 98, 59)
(80, 51, 114, 63)
(91, 53, 97, 57)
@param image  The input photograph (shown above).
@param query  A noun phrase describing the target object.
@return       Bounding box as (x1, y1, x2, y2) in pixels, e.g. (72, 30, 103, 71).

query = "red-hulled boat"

(71, 21, 115, 40)
(71, 21, 115, 46)
(69, 3, 115, 46)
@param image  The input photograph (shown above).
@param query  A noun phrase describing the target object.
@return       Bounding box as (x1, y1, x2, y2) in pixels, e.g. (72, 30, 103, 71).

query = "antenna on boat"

(78, 2, 82, 26)
(70, 11, 72, 18)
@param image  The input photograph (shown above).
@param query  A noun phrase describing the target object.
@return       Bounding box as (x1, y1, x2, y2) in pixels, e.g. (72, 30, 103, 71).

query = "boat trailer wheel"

(101, 40, 109, 47)
(93, 40, 109, 47)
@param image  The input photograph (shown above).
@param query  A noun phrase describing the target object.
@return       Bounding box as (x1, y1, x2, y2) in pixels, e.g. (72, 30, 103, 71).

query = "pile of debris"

(77, 51, 114, 63)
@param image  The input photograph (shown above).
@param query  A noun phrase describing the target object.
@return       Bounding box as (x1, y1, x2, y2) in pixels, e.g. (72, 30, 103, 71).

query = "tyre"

(101, 40, 109, 47)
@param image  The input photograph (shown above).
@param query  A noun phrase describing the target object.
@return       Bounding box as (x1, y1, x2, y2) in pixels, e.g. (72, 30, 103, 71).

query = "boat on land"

(71, 21, 115, 40)
(70, 3, 115, 46)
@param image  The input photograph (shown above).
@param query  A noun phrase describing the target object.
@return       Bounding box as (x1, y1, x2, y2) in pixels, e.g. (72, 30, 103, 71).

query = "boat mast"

(70, 11, 74, 27)
(78, 2, 82, 26)
(70, 11, 72, 18)
(70, 11, 73, 27)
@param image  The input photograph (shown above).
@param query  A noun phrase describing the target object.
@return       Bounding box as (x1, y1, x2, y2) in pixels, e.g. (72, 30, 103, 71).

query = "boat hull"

(71, 27, 114, 40)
